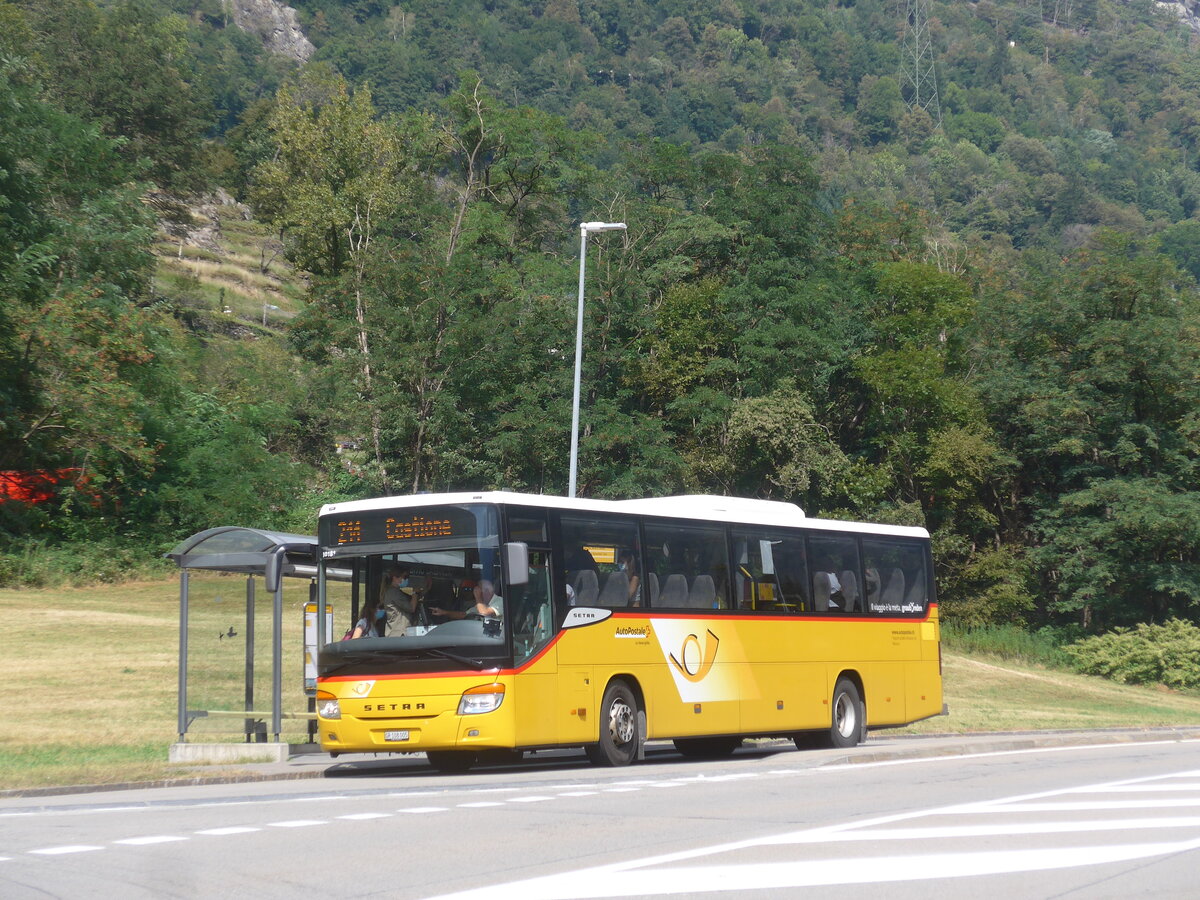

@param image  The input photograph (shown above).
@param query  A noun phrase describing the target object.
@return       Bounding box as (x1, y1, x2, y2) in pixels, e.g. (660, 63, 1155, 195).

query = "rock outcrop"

(225, 0, 314, 63)
(1155, 0, 1200, 35)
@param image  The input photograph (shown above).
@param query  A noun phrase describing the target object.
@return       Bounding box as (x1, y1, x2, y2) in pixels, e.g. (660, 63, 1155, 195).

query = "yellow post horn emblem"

(669, 629, 719, 682)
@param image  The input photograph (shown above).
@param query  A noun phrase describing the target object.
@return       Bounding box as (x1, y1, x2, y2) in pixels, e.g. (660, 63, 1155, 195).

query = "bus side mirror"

(505, 542, 529, 585)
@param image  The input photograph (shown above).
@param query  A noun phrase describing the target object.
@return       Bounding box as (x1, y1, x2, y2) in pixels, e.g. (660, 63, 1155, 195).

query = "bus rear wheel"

(585, 681, 641, 767)
(426, 750, 477, 773)
(673, 737, 741, 758)
(825, 677, 864, 749)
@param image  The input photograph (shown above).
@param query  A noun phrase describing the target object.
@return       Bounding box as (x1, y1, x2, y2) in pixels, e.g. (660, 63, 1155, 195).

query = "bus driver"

(430, 579, 503, 620)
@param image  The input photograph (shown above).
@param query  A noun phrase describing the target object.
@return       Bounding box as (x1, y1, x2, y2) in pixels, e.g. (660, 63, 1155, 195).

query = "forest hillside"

(5, 0, 1200, 655)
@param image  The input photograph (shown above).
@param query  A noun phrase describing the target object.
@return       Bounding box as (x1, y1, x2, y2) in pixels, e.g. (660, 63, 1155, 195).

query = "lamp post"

(569, 220, 627, 498)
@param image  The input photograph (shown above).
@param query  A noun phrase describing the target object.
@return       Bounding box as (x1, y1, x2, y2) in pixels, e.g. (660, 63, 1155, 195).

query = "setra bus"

(314, 491, 943, 771)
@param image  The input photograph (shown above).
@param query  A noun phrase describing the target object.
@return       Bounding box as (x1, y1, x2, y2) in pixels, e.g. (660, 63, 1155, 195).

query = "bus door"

(505, 512, 560, 747)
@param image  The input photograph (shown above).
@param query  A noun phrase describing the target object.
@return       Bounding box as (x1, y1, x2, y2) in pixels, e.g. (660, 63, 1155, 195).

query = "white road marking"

(399, 807, 448, 813)
(1067, 783, 1200, 793)
(457, 802, 504, 808)
(948, 799, 1200, 813)
(507, 796, 554, 803)
(421, 767, 1200, 899)
(196, 826, 260, 835)
(819, 739, 1198, 771)
(268, 819, 327, 828)
(784, 816, 1200, 843)
(558, 791, 597, 797)
(427, 839, 1200, 898)
(338, 812, 393, 820)
(28, 845, 103, 855)
(113, 835, 187, 845)
(602, 787, 640, 793)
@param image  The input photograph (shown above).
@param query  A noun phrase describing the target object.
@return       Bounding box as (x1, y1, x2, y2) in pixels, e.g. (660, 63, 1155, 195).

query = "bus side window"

(861, 538, 927, 615)
(807, 534, 860, 615)
(731, 530, 808, 613)
(560, 513, 641, 608)
(644, 521, 729, 609)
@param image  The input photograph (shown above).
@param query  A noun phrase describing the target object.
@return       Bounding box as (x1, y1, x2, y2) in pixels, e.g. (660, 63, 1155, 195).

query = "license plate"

(384, 730, 410, 742)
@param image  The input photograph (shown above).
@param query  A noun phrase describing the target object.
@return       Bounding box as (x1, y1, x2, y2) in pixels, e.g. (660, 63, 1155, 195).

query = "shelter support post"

(272, 548, 284, 742)
(177, 570, 189, 741)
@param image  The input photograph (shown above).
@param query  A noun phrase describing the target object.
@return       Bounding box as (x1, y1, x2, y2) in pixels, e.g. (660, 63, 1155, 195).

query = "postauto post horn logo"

(669, 629, 719, 682)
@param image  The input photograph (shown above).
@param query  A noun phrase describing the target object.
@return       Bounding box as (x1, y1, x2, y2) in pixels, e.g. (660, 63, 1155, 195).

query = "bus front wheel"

(826, 677, 864, 749)
(586, 681, 641, 766)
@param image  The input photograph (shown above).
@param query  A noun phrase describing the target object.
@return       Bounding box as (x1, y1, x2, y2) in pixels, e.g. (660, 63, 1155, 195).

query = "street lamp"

(569, 220, 627, 498)
(262, 303, 279, 327)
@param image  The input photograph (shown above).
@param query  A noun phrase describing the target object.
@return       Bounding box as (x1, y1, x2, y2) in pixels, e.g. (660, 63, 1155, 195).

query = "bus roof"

(319, 491, 929, 539)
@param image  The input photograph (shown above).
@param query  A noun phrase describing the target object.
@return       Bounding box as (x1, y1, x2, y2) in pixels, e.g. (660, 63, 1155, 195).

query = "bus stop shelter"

(166, 526, 321, 755)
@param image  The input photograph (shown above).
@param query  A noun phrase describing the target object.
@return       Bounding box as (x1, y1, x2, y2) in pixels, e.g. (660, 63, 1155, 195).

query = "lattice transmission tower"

(899, 0, 942, 127)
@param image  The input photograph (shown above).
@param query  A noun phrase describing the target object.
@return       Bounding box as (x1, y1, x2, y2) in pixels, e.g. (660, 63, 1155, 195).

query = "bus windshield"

(317, 503, 511, 676)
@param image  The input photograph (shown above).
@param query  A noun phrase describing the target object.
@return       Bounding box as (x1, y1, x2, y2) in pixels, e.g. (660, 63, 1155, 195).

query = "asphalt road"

(3, 731, 1200, 898)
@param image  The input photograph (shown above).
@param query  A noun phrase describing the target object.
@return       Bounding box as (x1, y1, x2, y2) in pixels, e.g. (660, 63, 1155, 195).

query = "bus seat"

(812, 571, 830, 612)
(881, 568, 905, 607)
(840, 570, 858, 611)
(659, 574, 688, 606)
(598, 571, 629, 606)
(573, 569, 598, 606)
(689, 574, 716, 608)
(647, 572, 659, 605)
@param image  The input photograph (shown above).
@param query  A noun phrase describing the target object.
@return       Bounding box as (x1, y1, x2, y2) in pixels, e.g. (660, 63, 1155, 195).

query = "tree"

(977, 233, 1200, 629)
(20, 0, 214, 189)
(252, 66, 416, 489)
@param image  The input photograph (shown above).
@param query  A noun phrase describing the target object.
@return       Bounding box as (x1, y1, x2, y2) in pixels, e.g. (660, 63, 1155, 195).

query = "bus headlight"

(458, 684, 505, 715)
(317, 691, 341, 720)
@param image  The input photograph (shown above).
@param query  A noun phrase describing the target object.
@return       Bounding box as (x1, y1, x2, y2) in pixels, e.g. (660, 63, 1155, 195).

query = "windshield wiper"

(419, 647, 489, 670)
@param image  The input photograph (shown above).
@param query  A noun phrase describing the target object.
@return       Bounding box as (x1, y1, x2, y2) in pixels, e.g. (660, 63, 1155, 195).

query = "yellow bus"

(315, 492, 942, 771)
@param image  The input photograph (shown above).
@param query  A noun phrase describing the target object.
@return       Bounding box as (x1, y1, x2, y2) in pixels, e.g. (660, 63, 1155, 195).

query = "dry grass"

(0, 575, 351, 790)
(153, 203, 306, 327)
(897, 653, 1200, 734)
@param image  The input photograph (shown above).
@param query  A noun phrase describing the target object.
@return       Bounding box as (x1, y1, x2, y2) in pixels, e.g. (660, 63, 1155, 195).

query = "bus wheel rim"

(609, 699, 635, 745)
(834, 693, 856, 737)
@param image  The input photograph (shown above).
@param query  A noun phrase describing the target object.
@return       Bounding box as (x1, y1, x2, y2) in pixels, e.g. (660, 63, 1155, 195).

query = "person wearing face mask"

(350, 596, 384, 639)
(381, 567, 423, 636)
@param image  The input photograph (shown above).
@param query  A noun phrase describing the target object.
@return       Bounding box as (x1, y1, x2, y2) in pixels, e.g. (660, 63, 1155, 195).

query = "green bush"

(941, 623, 1073, 668)
(1064, 620, 1200, 689)
(0, 538, 170, 588)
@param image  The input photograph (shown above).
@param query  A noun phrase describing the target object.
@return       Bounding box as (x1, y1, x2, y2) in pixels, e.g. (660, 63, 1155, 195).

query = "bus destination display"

(330, 514, 454, 545)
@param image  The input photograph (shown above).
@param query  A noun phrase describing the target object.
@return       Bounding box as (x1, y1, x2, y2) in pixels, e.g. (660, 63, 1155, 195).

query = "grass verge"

(4, 578, 1200, 790)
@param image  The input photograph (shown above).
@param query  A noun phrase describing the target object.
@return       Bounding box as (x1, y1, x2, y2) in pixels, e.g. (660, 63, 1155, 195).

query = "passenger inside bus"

(430, 579, 503, 619)
(618, 550, 641, 606)
(381, 567, 423, 636)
